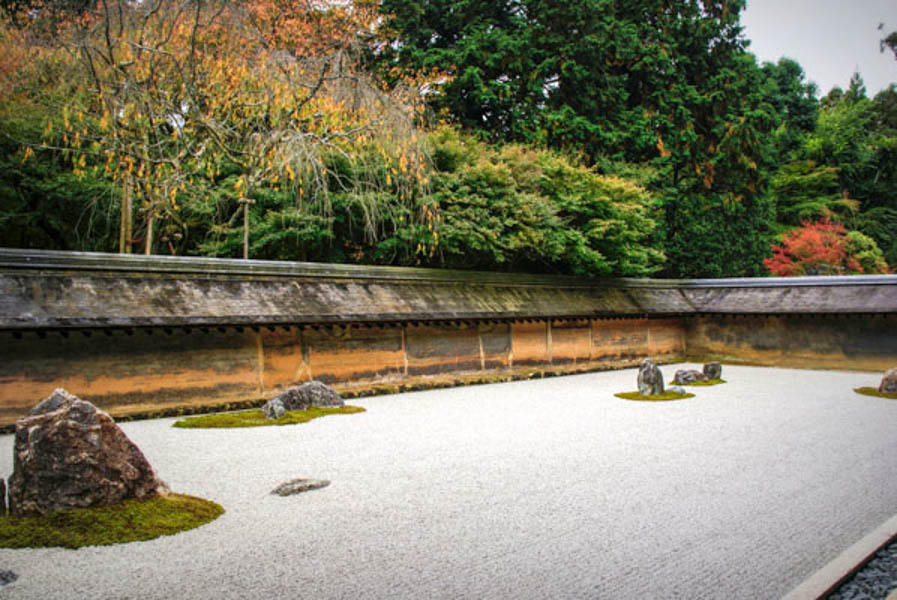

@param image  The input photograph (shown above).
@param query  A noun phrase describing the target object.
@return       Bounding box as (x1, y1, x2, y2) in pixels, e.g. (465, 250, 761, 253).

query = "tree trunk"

(120, 175, 132, 254)
(145, 209, 154, 256)
(243, 200, 250, 260)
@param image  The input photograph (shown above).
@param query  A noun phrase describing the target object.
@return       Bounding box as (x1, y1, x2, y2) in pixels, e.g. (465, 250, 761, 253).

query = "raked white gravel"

(0, 364, 895, 599)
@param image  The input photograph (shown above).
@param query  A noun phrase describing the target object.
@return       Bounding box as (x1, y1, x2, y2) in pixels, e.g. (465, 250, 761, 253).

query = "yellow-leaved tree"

(5, 0, 435, 258)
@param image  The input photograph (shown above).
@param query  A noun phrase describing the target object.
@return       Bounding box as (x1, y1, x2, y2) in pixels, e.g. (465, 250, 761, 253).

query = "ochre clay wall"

(687, 314, 897, 372)
(0, 318, 687, 425)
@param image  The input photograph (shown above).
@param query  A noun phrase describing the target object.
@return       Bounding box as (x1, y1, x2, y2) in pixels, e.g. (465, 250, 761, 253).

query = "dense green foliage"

(422, 128, 663, 275)
(0, 0, 894, 277)
(172, 405, 366, 428)
(0, 494, 224, 548)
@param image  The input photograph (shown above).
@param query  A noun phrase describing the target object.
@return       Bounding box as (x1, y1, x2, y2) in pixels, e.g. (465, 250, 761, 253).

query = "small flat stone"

(270, 479, 330, 497)
(0, 571, 18, 586)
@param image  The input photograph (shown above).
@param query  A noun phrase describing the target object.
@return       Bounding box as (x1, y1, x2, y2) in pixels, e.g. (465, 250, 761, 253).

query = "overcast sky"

(740, 0, 897, 96)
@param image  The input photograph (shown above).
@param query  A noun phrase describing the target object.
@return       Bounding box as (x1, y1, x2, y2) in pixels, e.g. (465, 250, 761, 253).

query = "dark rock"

(29, 388, 78, 416)
(637, 358, 664, 396)
(674, 369, 706, 385)
(880, 368, 897, 394)
(261, 381, 343, 419)
(0, 571, 17, 586)
(7, 388, 169, 516)
(703, 362, 722, 380)
(0, 478, 5, 515)
(271, 478, 330, 496)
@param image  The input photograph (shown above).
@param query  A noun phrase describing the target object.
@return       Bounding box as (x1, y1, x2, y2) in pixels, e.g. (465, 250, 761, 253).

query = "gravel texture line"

(0, 365, 895, 599)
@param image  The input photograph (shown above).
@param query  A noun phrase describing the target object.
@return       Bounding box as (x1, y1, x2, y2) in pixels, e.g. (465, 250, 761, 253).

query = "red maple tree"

(764, 220, 863, 276)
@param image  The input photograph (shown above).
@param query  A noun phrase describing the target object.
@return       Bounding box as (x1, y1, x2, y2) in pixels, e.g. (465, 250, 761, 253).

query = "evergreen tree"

(376, 0, 779, 277)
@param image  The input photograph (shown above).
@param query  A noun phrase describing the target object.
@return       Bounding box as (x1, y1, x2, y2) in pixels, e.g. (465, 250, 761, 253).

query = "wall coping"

(2, 248, 894, 289)
(1, 248, 895, 329)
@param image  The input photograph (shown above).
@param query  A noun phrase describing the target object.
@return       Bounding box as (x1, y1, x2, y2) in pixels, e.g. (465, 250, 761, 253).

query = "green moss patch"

(614, 391, 695, 402)
(0, 493, 223, 549)
(173, 405, 366, 428)
(854, 387, 897, 400)
(681, 379, 727, 387)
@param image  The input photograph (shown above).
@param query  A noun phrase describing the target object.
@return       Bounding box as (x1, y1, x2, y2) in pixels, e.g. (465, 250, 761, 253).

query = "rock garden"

(0, 380, 364, 550)
(0, 389, 222, 549)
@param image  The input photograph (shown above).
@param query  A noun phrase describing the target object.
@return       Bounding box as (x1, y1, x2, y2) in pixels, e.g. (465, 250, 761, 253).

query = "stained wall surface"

(0, 318, 687, 424)
(687, 314, 897, 372)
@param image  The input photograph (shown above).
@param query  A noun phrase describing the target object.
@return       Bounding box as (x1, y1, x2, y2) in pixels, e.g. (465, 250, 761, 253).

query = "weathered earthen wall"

(687, 314, 897, 372)
(0, 318, 687, 424)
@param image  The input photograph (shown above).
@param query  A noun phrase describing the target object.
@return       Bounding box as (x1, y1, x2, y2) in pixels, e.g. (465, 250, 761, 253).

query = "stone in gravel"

(271, 479, 330, 496)
(0, 571, 17, 586)
(703, 362, 722, 380)
(880, 367, 897, 394)
(0, 478, 5, 515)
(262, 396, 287, 420)
(261, 381, 343, 420)
(7, 388, 169, 517)
(668, 386, 687, 395)
(674, 369, 706, 385)
(637, 358, 664, 396)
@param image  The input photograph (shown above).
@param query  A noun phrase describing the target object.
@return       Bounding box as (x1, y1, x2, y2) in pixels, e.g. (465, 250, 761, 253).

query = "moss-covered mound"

(682, 379, 727, 387)
(173, 405, 366, 428)
(0, 493, 223, 549)
(854, 387, 897, 400)
(614, 391, 695, 402)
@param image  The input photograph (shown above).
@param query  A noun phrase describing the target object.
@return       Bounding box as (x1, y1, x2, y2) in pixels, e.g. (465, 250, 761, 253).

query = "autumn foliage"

(2, 0, 434, 256)
(764, 220, 890, 276)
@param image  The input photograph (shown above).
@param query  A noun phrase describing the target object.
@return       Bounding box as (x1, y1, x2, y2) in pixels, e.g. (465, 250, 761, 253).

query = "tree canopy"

(1, 0, 894, 277)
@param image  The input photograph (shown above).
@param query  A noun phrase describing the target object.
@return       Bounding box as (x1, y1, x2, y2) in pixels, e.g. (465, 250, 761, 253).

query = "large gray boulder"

(637, 358, 664, 396)
(880, 368, 897, 394)
(261, 381, 343, 420)
(7, 389, 169, 516)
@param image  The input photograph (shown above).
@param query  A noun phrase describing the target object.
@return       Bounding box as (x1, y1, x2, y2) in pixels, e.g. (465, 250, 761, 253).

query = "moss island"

(854, 387, 897, 400)
(614, 391, 695, 402)
(681, 379, 727, 386)
(173, 405, 366, 428)
(0, 494, 223, 549)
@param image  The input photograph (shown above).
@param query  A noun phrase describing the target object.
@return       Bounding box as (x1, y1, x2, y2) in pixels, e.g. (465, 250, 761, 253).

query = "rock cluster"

(262, 381, 343, 419)
(673, 362, 723, 385)
(673, 369, 705, 385)
(637, 359, 664, 396)
(6, 388, 168, 516)
(880, 367, 897, 394)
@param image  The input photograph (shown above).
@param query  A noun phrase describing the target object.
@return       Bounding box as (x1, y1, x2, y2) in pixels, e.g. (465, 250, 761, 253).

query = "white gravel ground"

(1, 364, 896, 599)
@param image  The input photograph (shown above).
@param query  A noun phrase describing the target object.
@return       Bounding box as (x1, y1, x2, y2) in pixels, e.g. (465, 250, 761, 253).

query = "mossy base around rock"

(614, 391, 696, 402)
(854, 387, 897, 400)
(0, 493, 224, 549)
(681, 379, 727, 387)
(172, 405, 366, 428)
